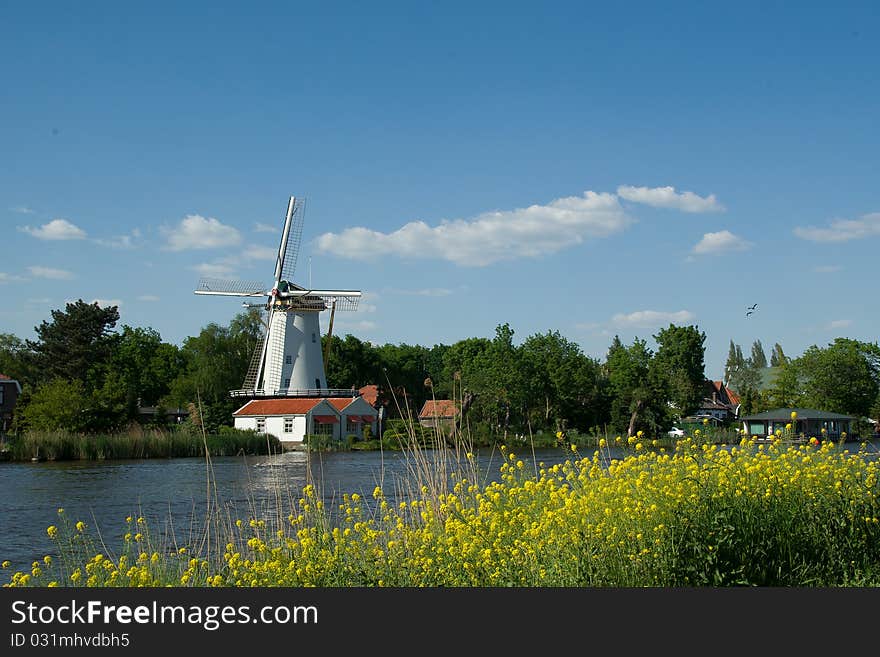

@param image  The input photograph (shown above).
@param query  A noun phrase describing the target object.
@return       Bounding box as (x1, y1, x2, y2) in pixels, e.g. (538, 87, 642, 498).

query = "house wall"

(234, 414, 309, 445)
(0, 381, 20, 433)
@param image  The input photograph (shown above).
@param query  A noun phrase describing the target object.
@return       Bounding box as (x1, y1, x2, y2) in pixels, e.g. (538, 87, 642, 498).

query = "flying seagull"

(747, 303, 758, 311)
(746, 310, 754, 317)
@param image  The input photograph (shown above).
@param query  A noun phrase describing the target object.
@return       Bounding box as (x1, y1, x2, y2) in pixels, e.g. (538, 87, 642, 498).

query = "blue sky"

(2, 1, 878, 380)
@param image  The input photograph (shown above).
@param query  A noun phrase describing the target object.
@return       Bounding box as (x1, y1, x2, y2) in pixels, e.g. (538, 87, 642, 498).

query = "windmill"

(194, 196, 361, 398)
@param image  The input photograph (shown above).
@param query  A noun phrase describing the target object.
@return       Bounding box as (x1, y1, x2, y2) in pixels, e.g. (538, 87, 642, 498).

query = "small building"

(0, 374, 22, 435)
(696, 380, 741, 422)
(418, 399, 459, 430)
(740, 407, 854, 441)
(232, 396, 377, 449)
(327, 395, 379, 440)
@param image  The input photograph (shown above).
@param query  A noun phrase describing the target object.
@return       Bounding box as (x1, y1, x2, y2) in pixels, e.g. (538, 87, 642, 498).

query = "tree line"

(724, 337, 880, 423)
(1, 299, 878, 439)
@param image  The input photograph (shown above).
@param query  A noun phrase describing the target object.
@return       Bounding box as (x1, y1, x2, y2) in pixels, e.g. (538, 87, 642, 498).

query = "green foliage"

(652, 324, 707, 418)
(796, 338, 880, 417)
(20, 379, 91, 433)
(26, 300, 120, 386)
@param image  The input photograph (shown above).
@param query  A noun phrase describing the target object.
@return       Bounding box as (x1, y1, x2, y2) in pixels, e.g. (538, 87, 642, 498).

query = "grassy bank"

(4, 433, 879, 587)
(0, 427, 281, 461)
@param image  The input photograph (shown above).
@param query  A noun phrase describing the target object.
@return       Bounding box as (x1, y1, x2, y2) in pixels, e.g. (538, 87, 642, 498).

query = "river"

(0, 445, 581, 573)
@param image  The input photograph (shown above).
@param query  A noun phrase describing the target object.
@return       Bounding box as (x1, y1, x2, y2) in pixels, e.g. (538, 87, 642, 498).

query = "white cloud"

(28, 266, 74, 280)
(610, 309, 696, 329)
(192, 261, 237, 278)
(137, 295, 160, 302)
(254, 222, 277, 233)
(19, 218, 87, 240)
(794, 212, 880, 242)
(162, 214, 241, 251)
(92, 298, 122, 308)
(94, 228, 142, 249)
(828, 319, 852, 329)
(242, 244, 277, 261)
(692, 230, 753, 255)
(386, 287, 454, 297)
(617, 185, 725, 213)
(316, 191, 630, 266)
(333, 319, 378, 333)
(813, 265, 842, 273)
(0, 272, 26, 283)
(11, 206, 36, 214)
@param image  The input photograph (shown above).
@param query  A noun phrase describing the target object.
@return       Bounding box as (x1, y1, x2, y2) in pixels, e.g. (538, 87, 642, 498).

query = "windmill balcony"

(230, 387, 360, 399)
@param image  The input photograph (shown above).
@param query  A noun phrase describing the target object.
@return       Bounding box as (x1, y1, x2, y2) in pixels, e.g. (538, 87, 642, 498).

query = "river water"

(0, 445, 581, 573)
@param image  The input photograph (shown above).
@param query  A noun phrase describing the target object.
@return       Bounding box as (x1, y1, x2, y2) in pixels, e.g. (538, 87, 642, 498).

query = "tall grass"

(4, 415, 880, 587)
(1, 426, 280, 461)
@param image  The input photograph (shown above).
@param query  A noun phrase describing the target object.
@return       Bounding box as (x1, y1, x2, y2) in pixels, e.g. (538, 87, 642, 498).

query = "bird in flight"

(746, 310, 754, 317)
(747, 303, 758, 311)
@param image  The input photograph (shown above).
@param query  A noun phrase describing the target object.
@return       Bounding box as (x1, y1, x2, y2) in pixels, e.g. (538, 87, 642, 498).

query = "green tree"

(749, 340, 768, 369)
(110, 326, 185, 416)
(163, 309, 262, 431)
(769, 342, 788, 367)
(652, 324, 707, 418)
(324, 334, 381, 390)
(606, 336, 669, 437)
(724, 341, 747, 392)
(520, 330, 605, 432)
(796, 338, 880, 418)
(765, 358, 802, 409)
(20, 378, 90, 433)
(0, 333, 35, 385)
(27, 300, 120, 386)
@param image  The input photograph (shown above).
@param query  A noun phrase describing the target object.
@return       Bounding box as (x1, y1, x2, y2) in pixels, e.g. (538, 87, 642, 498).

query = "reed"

(1, 426, 280, 461)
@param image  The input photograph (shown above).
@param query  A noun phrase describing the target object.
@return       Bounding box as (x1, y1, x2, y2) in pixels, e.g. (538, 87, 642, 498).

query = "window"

(0, 388, 4, 405)
(283, 417, 294, 433)
(315, 378, 321, 389)
(312, 332, 316, 343)
(256, 417, 266, 433)
(346, 419, 360, 434)
(284, 378, 290, 388)
(285, 355, 292, 364)
(314, 421, 333, 436)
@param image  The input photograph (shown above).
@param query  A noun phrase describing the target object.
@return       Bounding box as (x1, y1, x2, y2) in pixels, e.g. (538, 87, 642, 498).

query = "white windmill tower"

(194, 195, 361, 399)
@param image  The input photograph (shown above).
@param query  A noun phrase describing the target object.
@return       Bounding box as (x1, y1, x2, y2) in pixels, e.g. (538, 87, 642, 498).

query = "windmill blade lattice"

(278, 197, 306, 282)
(194, 278, 268, 297)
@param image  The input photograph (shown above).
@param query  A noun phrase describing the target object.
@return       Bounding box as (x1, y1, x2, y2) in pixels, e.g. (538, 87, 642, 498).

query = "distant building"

(695, 380, 741, 422)
(0, 374, 21, 435)
(740, 407, 854, 441)
(418, 399, 459, 430)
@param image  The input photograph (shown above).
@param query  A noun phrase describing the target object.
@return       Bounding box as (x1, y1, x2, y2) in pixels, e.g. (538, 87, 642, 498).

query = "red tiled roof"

(327, 398, 356, 412)
(233, 398, 326, 416)
(359, 384, 378, 406)
(418, 399, 459, 419)
(0, 374, 13, 380)
(726, 387, 740, 406)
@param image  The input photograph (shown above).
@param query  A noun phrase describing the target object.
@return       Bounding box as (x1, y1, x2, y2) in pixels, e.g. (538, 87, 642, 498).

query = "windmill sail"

(276, 196, 305, 283)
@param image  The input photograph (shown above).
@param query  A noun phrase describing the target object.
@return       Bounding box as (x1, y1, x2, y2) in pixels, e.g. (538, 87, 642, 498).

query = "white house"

(232, 396, 378, 448)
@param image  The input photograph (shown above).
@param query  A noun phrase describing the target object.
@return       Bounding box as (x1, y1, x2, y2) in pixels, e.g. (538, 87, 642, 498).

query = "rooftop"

(740, 407, 854, 421)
